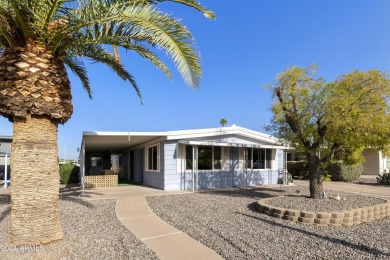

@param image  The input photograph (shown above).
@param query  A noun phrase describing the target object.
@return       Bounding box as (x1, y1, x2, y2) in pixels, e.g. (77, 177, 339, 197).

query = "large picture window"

(146, 144, 160, 171)
(185, 145, 222, 170)
(244, 148, 273, 169)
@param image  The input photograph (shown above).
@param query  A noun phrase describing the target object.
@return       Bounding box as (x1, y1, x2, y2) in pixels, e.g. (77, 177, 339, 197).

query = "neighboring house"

(362, 148, 389, 175)
(79, 125, 289, 190)
(0, 136, 12, 178)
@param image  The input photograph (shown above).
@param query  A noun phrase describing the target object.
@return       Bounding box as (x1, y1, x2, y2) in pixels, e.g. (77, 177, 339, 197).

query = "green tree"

(220, 118, 227, 126)
(0, 0, 214, 245)
(267, 66, 390, 199)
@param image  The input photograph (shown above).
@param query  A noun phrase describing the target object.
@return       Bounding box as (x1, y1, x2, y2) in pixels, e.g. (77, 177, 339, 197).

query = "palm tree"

(220, 118, 227, 126)
(0, 0, 214, 245)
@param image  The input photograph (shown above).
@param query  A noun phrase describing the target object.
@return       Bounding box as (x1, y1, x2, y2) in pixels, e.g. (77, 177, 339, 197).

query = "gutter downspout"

(79, 139, 85, 197)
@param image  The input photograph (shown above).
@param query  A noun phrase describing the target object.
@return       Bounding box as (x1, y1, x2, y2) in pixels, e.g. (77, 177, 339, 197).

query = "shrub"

(59, 163, 79, 184)
(287, 161, 309, 179)
(328, 161, 362, 182)
(377, 172, 390, 185)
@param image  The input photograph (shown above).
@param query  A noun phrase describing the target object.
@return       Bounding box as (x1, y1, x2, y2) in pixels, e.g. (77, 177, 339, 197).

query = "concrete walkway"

(79, 185, 222, 260)
(294, 179, 390, 198)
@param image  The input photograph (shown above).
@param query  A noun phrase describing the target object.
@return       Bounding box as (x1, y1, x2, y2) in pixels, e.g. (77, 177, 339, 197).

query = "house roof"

(82, 125, 286, 152)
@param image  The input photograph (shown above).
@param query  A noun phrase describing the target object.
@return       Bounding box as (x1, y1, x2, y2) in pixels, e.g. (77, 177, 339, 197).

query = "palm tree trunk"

(9, 114, 63, 245)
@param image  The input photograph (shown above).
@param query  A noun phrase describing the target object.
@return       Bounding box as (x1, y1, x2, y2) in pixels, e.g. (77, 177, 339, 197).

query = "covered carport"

(79, 131, 167, 188)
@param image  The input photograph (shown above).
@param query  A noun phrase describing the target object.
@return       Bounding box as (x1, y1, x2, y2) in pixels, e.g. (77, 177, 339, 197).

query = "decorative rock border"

(256, 197, 390, 227)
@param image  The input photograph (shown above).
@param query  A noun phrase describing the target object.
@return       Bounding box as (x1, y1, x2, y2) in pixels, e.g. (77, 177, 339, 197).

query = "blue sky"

(1, 0, 390, 159)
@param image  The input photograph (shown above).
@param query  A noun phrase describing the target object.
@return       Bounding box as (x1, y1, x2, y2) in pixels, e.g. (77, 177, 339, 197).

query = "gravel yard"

(0, 192, 157, 260)
(147, 186, 390, 259)
(266, 189, 386, 212)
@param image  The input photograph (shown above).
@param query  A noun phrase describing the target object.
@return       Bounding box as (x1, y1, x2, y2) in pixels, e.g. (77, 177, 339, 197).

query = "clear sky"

(1, 0, 390, 160)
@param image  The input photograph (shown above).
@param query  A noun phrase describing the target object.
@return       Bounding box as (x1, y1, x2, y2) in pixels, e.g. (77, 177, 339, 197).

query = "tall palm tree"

(0, 0, 214, 245)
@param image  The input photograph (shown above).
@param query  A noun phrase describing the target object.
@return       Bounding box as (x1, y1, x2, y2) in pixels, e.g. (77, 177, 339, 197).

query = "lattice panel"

(84, 175, 118, 188)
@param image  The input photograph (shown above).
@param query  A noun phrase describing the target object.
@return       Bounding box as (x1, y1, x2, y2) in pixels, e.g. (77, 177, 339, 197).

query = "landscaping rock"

(147, 186, 390, 259)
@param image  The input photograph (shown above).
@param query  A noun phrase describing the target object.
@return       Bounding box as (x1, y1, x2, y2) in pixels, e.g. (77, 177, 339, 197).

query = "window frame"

(90, 153, 102, 167)
(145, 144, 160, 172)
(244, 148, 273, 170)
(185, 145, 223, 171)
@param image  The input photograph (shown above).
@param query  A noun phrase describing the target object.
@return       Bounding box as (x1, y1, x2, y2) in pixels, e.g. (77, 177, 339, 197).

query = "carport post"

(4, 153, 8, 188)
(192, 146, 195, 192)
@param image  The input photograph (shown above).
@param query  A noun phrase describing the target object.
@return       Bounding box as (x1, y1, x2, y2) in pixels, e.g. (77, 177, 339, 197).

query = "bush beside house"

(377, 172, 390, 185)
(59, 163, 79, 184)
(329, 162, 362, 182)
(287, 161, 362, 182)
(287, 161, 309, 179)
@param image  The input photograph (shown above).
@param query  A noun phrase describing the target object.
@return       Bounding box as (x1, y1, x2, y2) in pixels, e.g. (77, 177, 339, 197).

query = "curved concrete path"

(79, 185, 222, 260)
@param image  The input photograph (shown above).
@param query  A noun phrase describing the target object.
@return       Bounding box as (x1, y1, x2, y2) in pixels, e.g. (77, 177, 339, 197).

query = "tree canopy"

(267, 66, 390, 198)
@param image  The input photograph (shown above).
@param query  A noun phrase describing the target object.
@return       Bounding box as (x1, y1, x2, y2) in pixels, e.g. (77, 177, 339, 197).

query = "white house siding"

(163, 141, 182, 190)
(362, 149, 380, 175)
(143, 145, 164, 189)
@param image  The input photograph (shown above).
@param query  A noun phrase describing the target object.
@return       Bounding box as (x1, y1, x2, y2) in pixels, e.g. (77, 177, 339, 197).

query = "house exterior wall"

(161, 140, 286, 191)
(143, 144, 164, 189)
(120, 152, 129, 180)
(132, 149, 144, 183)
(0, 137, 12, 178)
(362, 149, 380, 175)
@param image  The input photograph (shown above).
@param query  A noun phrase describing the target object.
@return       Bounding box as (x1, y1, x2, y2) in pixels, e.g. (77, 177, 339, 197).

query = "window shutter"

(145, 147, 148, 171)
(222, 146, 230, 171)
(176, 144, 184, 172)
(239, 147, 244, 171)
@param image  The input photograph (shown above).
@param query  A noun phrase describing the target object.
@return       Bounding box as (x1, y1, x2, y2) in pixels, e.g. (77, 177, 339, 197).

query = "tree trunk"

(307, 154, 324, 199)
(9, 114, 63, 245)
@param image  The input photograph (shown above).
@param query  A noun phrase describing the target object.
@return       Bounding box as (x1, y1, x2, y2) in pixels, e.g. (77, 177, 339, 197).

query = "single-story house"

(0, 136, 12, 185)
(79, 125, 290, 190)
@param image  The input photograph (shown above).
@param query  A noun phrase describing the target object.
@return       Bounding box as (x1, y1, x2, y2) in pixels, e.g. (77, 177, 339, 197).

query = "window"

(146, 144, 159, 171)
(90, 154, 102, 167)
(244, 148, 273, 169)
(186, 145, 222, 171)
(186, 145, 193, 170)
(386, 157, 390, 170)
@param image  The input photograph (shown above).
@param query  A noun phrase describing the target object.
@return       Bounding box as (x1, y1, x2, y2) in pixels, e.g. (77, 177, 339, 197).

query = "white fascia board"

(83, 131, 169, 137)
(167, 126, 282, 145)
(178, 140, 287, 149)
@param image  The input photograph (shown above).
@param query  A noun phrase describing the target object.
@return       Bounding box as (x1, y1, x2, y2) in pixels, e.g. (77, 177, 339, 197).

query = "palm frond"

(120, 5, 201, 87)
(63, 56, 92, 98)
(54, 2, 201, 87)
(69, 44, 143, 103)
(156, 0, 215, 20)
